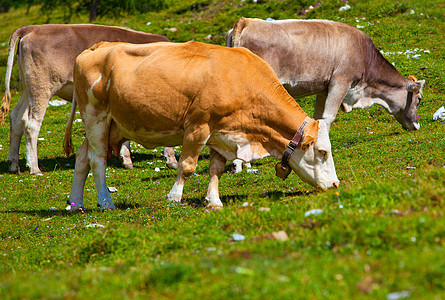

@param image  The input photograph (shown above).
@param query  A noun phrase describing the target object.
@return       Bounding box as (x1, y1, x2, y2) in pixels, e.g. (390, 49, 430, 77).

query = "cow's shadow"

(0, 152, 174, 174)
(2, 189, 308, 216)
(2, 201, 142, 218)
(0, 156, 75, 174)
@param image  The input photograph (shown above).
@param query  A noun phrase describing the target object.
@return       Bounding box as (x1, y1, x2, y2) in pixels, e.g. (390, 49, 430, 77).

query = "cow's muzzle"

(317, 180, 340, 191)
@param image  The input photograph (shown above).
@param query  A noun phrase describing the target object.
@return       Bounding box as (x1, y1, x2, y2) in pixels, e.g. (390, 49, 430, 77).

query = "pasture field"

(0, 0, 444, 298)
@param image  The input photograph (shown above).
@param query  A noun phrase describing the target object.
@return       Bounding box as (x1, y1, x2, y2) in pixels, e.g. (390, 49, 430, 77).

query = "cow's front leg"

(67, 139, 91, 211)
(119, 141, 133, 169)
(205, 149, 226, 208)
(167, 126, 209, 203)
(314, 81, 351, 132)
(167, 152, 200, 202)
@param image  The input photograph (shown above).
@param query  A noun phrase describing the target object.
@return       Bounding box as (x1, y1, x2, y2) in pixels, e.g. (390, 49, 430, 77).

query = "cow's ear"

(301, 135, 315, 151)
(407, 79, 425, 94)
(301, 120, 319, 151)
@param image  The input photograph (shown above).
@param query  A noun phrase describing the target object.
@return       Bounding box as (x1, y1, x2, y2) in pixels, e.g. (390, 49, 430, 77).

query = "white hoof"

(167, 183, 183, 202)
(167, 192, 182, 202)
(205, 197, 223, 209)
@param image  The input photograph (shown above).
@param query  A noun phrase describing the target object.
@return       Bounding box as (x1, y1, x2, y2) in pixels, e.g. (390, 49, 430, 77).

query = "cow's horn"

(408, 75, 418, 82)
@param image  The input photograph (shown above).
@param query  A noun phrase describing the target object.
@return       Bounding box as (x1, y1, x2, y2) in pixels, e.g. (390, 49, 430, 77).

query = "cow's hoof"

(66, 200, 84, 212)
(97, 199, 116, 211)
(122, 163, 134, 170)
(29, 170, 42, 176)
(207, 205, 223, 210)
(166, 193, 181, 202)
(66, 205, 85, 213)
(119, 154, 134, 170)
(166, 161, 178, 170)
(205, 197, 223, 209)
(7, 160, 20, 174)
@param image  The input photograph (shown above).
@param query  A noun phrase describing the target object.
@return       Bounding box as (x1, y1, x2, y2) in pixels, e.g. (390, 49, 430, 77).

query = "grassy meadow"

(0, 0, 444, 298)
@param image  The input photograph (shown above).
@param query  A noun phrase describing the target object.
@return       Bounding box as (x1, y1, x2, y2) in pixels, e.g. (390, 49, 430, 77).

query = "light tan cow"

(0, 24, 173, 175)
(63, 41, 339, 211)
(227, 18, 425, 132)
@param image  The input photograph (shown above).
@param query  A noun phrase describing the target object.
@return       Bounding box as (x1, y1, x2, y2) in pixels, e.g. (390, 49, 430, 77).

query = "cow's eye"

(318, 150, 328, 161)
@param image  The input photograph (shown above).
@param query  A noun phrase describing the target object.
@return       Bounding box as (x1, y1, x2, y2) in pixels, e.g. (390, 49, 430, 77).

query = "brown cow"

(227, 18, 425, 132)
(64, 41, 339, 211)
(0, 24, 175, 175)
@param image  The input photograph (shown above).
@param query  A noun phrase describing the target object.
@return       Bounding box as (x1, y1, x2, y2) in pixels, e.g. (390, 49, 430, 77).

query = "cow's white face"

(288, 120, 339, 190)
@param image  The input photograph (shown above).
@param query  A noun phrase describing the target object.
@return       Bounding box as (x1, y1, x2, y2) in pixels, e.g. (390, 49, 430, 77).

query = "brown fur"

(65, 41, 313, 159)
(1, 24, 170, 174)
(65, 41, 338, 211)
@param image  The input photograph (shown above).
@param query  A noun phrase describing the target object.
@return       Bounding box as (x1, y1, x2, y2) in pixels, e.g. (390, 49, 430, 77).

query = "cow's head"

(391, 76, 425, 131)
(276, 119, 339, 190)
(376, 76, 424, 131)
(342, 76, 424, 131)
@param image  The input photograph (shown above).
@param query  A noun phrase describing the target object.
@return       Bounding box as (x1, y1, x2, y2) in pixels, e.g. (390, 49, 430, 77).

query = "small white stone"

(86, 224, 105, 228)
(304, 209, 323, 217)
(258, 207, 270, 212)
(232, 234, 245, 241)
(339, 4, 351, 11)
(108, 187, 118, 193)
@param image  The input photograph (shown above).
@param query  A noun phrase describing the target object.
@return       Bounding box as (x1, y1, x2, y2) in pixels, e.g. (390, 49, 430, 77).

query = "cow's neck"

(208, 84, 311, 162)
(364, 41, 405, 91)
(246, 87, 309, 159)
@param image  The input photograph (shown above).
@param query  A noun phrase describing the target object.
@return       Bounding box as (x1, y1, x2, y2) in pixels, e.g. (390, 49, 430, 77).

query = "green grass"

(1, 0, 444, 298)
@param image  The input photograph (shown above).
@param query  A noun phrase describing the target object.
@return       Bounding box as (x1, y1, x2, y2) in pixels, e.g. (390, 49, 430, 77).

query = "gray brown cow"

(64, 41, 339, 211)
(227, 18, 425, 132)
(0, 24, 174, 175)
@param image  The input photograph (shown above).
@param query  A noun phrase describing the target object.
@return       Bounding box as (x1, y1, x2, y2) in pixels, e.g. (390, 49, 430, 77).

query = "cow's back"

(232, 18, 369, 95)
(18, 24, 170, 85)
(75, 41, 300, 137)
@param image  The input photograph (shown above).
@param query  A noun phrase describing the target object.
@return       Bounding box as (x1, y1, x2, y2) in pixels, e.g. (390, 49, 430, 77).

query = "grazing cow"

(63, 41, 339, 211)
(226, 18, 425, 132)
(0, 24, 173, 175)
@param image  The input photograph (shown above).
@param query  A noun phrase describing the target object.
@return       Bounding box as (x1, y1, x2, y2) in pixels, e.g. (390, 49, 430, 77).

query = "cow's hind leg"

(167, 126, 209, 203)
(24, 89, 53, 175)
(91, 149, 115, 211)
(164, 147, 178, 170)
(205, 149, 226, 208)
(67, 139, 91, 211)
(83, 105, 115, 211)
(7, 92, 28, 174)
(230, 159, 251, 174)
(119, 141, 133, 169)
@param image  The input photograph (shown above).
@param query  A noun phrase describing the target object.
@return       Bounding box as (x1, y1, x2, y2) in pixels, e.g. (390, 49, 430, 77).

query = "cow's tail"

(229, 17, 248, 48)
(63, 92, 77, 157)
(0, 27, 25, 126)
(225, 29, 234, 47)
